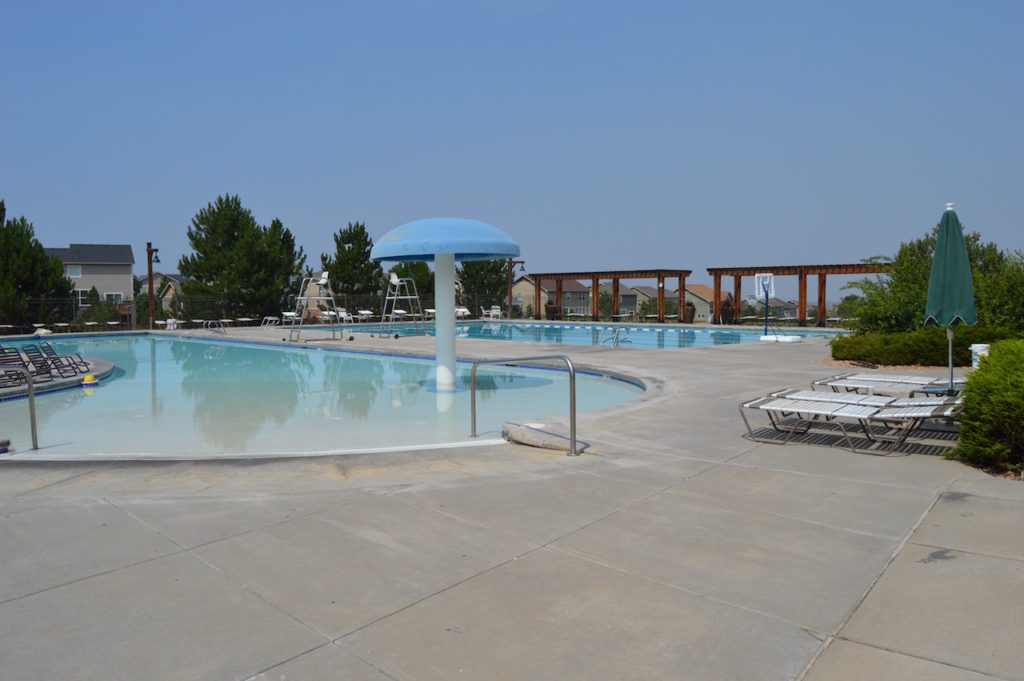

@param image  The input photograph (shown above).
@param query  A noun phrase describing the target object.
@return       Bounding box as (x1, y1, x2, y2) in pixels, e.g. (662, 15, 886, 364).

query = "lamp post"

(507, 258, 524, 319)
(146, 242, 160, 330)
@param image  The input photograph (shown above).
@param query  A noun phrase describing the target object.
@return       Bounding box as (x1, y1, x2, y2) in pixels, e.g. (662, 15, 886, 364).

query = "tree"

(457, 258, 507, 310)
(0, 200, 74, 325)
(389, 261, 434, 302)
(320, 222, 383, 296)
(842, 224, 1018, 333)
(178, 195, 306, 315)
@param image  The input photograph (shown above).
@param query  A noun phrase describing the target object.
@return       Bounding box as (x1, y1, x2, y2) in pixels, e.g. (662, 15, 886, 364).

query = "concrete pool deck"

(1, 328, 1021, 680)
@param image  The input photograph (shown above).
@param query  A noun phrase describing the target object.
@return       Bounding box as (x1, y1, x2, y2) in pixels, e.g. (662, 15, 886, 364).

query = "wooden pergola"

(706, 263, 892, 326)
(527, 269, 692, 322)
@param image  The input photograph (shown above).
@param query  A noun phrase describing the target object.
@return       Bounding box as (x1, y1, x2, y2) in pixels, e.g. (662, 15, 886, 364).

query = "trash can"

(969, 343, 990, 369)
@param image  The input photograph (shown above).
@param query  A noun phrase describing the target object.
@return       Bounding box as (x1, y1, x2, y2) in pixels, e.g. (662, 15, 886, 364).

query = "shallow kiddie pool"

(0, 335, 642, 460)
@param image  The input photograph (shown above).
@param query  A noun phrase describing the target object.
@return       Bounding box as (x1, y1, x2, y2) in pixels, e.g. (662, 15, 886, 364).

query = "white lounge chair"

(740, 392, 961, 454)
(338, 308, 354, 323)
(357, 310, 374, 322)
(455, 307, 471, 319)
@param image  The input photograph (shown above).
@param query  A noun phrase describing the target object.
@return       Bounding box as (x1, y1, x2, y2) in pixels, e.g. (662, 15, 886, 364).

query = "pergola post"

(817, 274, 827, 327)
(555, 279, 563, 320)
(712, 274, 722, 324)
(611, 279, 620, 318)
(533, 279, 541, 320)
(797, 270, 808, 326)
(678, 275, 686, 323)
(591, 275, 599, 321)
(657, 273, 665, 322)
(733, 275, 743, 325)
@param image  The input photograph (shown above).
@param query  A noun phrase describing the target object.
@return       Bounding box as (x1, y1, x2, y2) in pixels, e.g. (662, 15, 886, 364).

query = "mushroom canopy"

(371, 218, 520, 262)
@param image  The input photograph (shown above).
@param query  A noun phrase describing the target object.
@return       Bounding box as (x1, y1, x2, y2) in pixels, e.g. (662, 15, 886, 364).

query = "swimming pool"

(360, 321, 842, 349)
(0, 335, 642, 459)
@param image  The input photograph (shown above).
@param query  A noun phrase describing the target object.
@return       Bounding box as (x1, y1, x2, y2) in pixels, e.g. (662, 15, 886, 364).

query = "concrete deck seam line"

(829, 638, 1014, 681)
(546, 542, 830, 636)
(332, 543, 549, 644)
(725, 459, 949, 492)
(906, 540, 1024, 565)
(11, 463, 121, 498)
(793, 477, 960, 681)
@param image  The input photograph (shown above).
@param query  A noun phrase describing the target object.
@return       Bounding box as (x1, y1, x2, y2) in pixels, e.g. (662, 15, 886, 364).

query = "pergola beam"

(706, 263, 891, 325)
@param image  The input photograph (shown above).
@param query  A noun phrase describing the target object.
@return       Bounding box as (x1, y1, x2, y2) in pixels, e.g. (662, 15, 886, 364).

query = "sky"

(3, 1, 1022, 301)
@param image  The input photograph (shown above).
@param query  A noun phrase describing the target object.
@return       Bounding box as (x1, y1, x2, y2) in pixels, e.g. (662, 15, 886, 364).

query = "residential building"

(633, 285, 679, 313)
(596, 283, 639, 316)
(510, 276, 590, 318)
(681, 284, 732, 323)
(45, 243, 135, 308)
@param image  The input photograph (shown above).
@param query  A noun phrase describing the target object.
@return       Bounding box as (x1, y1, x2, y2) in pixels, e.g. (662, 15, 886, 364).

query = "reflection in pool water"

(0, 335, 641, 458)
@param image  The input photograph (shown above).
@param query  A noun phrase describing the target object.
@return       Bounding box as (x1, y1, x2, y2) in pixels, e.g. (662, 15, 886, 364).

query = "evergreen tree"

(0, 200, 74, 324)
(320, 222, 383, 295)
(178, 195, 305, 315)
(457, 258, 508, 310)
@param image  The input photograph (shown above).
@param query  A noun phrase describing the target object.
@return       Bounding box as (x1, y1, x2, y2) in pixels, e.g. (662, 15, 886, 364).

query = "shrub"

(830, 325, 1022, 366)
(951, 340, 1024, 470)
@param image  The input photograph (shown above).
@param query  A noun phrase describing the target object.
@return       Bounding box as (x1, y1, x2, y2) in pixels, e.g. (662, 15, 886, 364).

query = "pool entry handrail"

(470, 354, 578, 456)
(6, 366, 39, 450)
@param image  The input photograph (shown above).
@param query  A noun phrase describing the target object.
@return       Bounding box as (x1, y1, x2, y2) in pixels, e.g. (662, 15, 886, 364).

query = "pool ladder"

(5, 366, 38, 451)
(599, 326, 631, 347)
(470, 354, 577, 455)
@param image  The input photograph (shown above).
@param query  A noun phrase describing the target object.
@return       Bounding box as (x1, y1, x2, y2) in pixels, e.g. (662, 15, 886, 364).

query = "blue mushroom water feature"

(371, 218, 520, 392)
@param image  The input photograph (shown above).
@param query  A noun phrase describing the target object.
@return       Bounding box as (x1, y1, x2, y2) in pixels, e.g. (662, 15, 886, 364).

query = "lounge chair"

(4, 347, 54, 383)
(813, 372, 967, 396)
(424, 308, 435, 320)
(490, 305, 505, 319)
(338, 308, 354, 323)
(357, 310, 374, 322)
(0, 348, 29, 387)
(39, 342, 90, 373)
(455, 307, 471, 319)
(261, 316, 280, 327)
(739, 390, 961, 454)
(22, 344, 78, 378)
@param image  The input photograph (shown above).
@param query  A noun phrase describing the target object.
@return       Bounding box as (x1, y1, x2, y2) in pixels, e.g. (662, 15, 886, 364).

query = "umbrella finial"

(945, 202, 955, 211)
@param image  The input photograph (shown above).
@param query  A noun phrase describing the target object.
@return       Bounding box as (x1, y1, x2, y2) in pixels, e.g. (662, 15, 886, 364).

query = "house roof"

(514, 276, 589, 293)
(597, 283, 639, 296)
(633, 285, 679, 300)
(45, 244, 135, 265)
(684, 284, 731, 304)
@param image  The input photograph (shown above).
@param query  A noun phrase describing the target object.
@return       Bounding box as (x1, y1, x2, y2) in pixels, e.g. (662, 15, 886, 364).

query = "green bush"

(950, 340, 1024, 470)
(830, 325, 1022, 366)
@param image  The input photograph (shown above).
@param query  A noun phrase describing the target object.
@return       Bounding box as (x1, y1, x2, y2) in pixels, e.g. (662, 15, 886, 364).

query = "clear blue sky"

(3, 1, 1021, 300)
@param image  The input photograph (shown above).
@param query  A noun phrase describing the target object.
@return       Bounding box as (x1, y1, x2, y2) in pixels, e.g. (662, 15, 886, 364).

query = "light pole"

(146, 242, 160, 330)
(507, 258, 524, 319)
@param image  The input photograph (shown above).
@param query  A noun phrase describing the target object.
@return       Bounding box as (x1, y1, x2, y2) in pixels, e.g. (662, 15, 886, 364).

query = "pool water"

(360, 321, 841, 349)
(0, 335, 641, 458)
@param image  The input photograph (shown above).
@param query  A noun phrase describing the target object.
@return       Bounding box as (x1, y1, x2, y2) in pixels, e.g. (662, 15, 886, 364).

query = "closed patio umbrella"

(924, 203, 976, 394)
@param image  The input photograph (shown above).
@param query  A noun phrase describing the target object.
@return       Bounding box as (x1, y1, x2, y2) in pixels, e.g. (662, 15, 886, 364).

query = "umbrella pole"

(947, 325, 955, 395)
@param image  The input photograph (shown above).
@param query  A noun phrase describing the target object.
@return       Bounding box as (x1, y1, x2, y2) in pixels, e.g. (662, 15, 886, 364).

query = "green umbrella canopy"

(925, 204, 977, 327)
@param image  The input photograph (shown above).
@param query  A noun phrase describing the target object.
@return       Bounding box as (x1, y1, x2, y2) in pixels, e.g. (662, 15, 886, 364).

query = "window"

(76, 290, 90, 306)
(105, 293, 123, 304)
(67, 265, 81, 278)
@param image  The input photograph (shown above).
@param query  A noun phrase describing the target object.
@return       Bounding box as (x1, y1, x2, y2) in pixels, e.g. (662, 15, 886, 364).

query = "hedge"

(951, 340, 1024, 470)
(829, 325, 1023, 367)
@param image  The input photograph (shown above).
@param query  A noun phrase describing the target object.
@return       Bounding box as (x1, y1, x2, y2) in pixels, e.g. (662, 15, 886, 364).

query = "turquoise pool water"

(360, 321, 841, 348)
(0, 335, 642, 458)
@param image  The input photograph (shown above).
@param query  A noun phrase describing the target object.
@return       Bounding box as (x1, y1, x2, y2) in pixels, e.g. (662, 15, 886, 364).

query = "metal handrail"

(6, 367, 38, 450)
(470, 354, 578, 456)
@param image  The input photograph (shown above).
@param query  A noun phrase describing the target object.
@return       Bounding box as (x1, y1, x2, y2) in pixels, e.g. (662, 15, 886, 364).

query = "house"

(681, 284, 732, 323)
(511, 276, 591, 318)
(743, 295, 800, 319)
(45, 243, 135, 308)
(135, 272, 183, 311)
(633, 285, 679, 313)
(596, 283, 639, 316)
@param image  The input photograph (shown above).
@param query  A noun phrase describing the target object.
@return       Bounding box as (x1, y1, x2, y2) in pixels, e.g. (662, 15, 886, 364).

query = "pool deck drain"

(0, 327, 1020, 680)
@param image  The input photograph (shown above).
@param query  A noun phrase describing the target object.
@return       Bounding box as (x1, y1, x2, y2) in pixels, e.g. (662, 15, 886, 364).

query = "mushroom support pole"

(434, 252, 457, 391)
